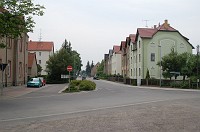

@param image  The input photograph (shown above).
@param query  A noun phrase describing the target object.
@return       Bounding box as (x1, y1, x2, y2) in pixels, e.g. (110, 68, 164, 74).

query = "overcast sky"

(28, 0, 200, 69)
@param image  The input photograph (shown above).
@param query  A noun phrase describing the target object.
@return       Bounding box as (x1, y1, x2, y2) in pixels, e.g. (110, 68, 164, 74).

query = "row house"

(91, 62, 100, 77)
(104, 20, 194, 85)
(120, 41, 126, 77)
(111, 45, 121, 75)
(28, 41, 54, 75)
(0, 33, 29, 86)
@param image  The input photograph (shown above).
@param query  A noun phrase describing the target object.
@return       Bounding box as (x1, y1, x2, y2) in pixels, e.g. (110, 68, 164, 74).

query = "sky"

(28, 0, 200, 69)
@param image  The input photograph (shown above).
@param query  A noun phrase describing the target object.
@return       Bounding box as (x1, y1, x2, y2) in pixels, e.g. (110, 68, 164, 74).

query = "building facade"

(111, 45, 122, 75)
(28, 41, 54, 75)
(132, 20, 194, 85)
(28, 53, 38, 78)
(0, 33, 29, 86)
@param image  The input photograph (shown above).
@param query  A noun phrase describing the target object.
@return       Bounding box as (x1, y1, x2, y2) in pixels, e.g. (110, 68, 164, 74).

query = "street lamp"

(158, 44, 162, 87)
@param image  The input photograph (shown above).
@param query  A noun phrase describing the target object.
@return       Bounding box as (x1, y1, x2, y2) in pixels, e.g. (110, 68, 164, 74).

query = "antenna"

(39, 29, 42, 41)
(142, 20, 150, 27)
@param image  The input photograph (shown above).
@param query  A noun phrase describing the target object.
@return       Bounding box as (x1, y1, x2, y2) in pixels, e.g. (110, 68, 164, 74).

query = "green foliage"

(0, 0, 45, 38)
(146, 69, 150, 79)
(37, 64, 42, 75)
(79, 80, 96, 91)
(0, 43, 6, 48)
(158, 49, 196, 80)
(170, 81, 189, 89)
(96, 59, 105, 78)
(63, 80, 96, 93)
(86, 61, 91, 76)
(46, 39, 82, 83)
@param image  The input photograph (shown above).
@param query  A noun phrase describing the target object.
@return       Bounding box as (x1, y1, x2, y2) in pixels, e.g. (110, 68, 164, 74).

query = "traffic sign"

(67, 65, 73, 72)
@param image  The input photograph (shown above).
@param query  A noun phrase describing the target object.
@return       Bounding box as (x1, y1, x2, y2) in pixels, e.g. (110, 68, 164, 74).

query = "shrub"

(79, 80, 96, 91)
(170, 81, 189, 89)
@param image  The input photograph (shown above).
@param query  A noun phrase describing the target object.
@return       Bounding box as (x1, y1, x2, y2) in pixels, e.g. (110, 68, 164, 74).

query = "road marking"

(0, 99, 176, 122)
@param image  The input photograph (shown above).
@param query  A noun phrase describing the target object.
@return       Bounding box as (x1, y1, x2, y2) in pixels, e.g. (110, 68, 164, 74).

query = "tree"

(146, 69, 150, 85)
(37, 64, 42, 75)
(86, 61, 91, 76)
(46, 39, 82, 83)
(91, 60, 94, 70)
(157, 49, 182, 80)
(0, 0, 45, 47)
(97, 60, 105, 77)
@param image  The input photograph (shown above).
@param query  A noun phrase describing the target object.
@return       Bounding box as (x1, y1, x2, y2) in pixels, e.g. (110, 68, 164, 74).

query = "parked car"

(93, 75, 99, 80)
(27, 78, 42, 88)
(38, 77, 46, 86)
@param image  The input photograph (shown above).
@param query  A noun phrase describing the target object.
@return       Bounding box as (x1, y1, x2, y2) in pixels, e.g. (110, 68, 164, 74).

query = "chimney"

(154, 25, 157, 29)
(164, 19, 170, 29)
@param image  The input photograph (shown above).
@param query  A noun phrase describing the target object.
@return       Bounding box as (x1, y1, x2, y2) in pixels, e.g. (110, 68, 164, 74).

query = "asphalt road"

(0, 79, 200, 132)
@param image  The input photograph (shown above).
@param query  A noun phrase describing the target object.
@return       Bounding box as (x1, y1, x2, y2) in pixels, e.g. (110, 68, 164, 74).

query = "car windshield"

(30, 78, 39, 82)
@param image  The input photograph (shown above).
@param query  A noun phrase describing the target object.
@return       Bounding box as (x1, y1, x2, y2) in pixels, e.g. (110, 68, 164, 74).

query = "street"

(0, 80, 200, 132)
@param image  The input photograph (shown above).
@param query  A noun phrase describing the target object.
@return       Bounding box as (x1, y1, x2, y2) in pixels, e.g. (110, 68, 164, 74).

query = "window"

(19, 62, 22, 78)
(39, 60, 41, 64)
(139, 54, 141, 62)
(139, 41, 141, 48)
(26, 64, 27, 73)
(131, 69, 132, 76)
(131, 57, 132, 64)
(39, 52, 42, 56)
(7, 38, 12, 48)
(139, 68, 141, 76)
(7, 61, 11, 78)
(151, 53, 155, 61)
(19, 39, 23, 52)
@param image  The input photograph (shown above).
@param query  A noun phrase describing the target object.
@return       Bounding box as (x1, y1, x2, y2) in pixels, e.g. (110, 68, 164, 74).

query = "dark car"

(27, 78, 42, 88)
(93, 75, 99, 80)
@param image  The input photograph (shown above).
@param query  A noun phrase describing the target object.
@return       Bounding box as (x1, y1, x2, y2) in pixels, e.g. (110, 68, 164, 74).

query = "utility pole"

(197, 45, 199, 88)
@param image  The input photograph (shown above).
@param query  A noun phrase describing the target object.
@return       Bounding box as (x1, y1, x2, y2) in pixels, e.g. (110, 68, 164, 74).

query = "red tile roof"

(28, 53, 36, 68)
(28, 41, 54, 51)
(120, 41, 126, 50)
(136, 20, 194, 49)
(113, 45, 121, 54)
(129, 34, 136, 43)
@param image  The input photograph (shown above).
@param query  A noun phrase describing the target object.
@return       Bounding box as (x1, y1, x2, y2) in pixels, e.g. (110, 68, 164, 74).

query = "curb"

(58, 85, 68, 93)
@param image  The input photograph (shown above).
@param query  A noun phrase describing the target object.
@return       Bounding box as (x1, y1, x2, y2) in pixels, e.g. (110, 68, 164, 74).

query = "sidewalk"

(0, 85, 39, 99)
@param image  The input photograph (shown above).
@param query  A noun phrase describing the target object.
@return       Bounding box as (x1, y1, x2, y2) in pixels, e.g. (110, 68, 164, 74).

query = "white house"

(28, 41, 54, 75)
(111, 45, 122, 75)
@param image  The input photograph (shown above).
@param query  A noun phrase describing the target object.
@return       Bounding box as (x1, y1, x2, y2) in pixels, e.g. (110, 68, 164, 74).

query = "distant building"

(28, 53, 38, 78)
(91, 63, 100, 77)
(28, 41, 54, 75)
(111, 45, 122, 75)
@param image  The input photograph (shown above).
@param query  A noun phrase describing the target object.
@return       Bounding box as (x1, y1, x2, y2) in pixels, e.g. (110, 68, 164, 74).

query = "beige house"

(120, 41, 127, 77)
(111, 45, 122, 75)
(0, 34, 29, 86)
(28, 41, 54, 75)
(28, 53, 38, 78)
(91, 63, 100, 77)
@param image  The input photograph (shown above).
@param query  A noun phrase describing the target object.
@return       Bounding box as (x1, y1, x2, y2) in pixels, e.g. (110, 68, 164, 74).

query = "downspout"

(5, 38, 7, 87)
(23, 34, 26, 84)
(143, 40, 145, 79)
